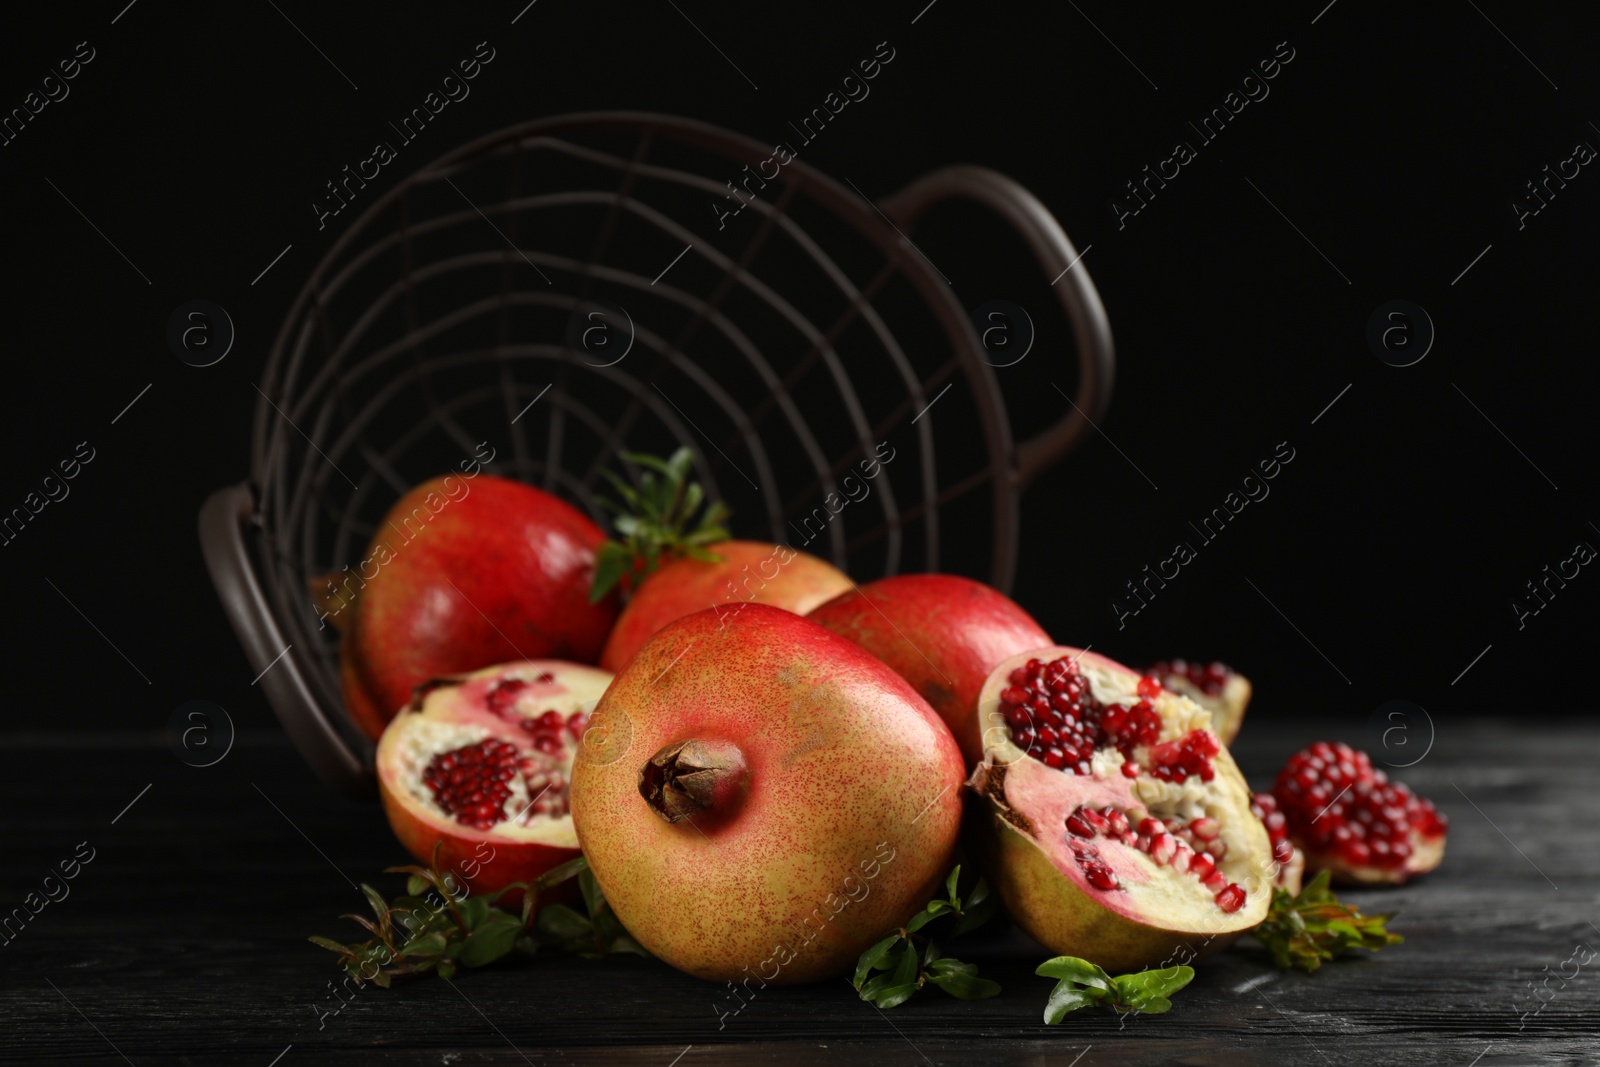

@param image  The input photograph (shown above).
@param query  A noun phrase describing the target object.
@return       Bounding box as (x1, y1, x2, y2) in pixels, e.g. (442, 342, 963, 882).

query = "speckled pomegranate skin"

(572, 604, 964, 984)
(808, 574, 1051, 766)
(598, 541, 851, 672)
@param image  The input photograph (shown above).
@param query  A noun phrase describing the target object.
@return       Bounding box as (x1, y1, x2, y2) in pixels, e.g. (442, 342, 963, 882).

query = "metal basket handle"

(882, 165, 1115, 489)
(198, 483, 374, 796)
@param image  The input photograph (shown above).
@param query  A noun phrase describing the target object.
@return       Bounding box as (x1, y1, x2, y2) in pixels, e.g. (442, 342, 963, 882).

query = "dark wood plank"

(0, 719, 1591, 1065)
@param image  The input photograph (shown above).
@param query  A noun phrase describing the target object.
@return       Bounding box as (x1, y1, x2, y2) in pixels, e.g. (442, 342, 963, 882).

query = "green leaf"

(1043, 983, 1097, 1023)
(590, 449, 732, 603)
(1128, 995, 1172, 1014)
(360, 884, 391, 929)
(405, 874, 430, 897)
(888, 938, 919, 988)
(853, 934, 903, 989)
(1035, 956, 1113, 990)
(578, 869, 606, 920)
(945, 865, 961, 903)
(457, 896, 490, 930)
(536, 904, 593, 940)
(1251, 870, 1403, 973)
(308, 935, 354, 956)
(436, 959, 457, 980)
(400, 931, 450, 959)
(871, 983, 921, 1009)
(1112, 966, 1194, 1003)
(927, 969, 1001, 1000)
(537, 856, 589, 889)
(460, 913, 523, 967)
(905, 906, 943, 933)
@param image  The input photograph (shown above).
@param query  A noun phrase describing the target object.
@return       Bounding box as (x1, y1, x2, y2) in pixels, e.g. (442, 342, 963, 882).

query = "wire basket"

(199, 111, 1114, 796)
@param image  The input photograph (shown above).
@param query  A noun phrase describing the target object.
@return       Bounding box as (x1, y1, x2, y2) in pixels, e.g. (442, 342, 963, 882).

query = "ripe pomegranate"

(1271, 741, 1446, 885)
(807, 574, 1050, 766)
(339, 475, 617, 739)
(967, 647, 1274, 972)
(598, 540, 851, 672)
(571, 604, 964, 984)
(376, 660, 612, 898)
(1148, 658, 1252, 745)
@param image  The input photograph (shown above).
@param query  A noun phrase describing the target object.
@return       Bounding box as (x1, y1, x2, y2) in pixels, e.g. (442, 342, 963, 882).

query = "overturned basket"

(199, 111, 1114, 796)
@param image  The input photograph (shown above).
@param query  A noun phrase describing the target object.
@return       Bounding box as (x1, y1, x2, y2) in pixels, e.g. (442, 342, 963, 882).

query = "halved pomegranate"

(1147, 658, 1252, 745)
(967, 647, 1273, 972)
(376, 660, 612, 897)
(1271, 741, 1446, 885)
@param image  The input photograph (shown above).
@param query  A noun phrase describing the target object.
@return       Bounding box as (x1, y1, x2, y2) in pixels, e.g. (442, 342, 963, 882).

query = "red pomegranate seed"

(1137, 675, 1163, 699)
(1137, 816, 1165, 837)
(1214, 883, 1246, 912)
(1065, 810, 1097, 838)
(1203, 869, 1227, 892)
(1151, 833, 1177, 864)
(484, 679, 530, 718)
(1121, 760, 1138, 779)
(423, 739, 522, 829)
(1188, 852, 1215, 879)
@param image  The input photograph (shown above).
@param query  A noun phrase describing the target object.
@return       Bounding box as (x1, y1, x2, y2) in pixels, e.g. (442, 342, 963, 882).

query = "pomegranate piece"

(1147, 658, 1253, 745)
(340, 475, 618, 741)
(376, 660, 613, 898)
(968, 645, 1274, 973)
(808, 574, 1051, 766)
(572, 604, 965, 985)
(1271, 741, 1447, 885)
(1250, 791, 1305, 893)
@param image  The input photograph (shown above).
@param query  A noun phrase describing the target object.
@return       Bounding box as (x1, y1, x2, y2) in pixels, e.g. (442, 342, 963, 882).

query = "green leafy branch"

(309, 847, 645, 986)
(852, 865, 1001, 1008)
(1251, 869, 1403, 972)
(590, 447, 731, 603)
(1037, 957, 1195, 1022)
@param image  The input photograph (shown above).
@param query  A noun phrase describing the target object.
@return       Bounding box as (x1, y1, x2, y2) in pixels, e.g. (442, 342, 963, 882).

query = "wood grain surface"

(0, 719, 1590, 1066)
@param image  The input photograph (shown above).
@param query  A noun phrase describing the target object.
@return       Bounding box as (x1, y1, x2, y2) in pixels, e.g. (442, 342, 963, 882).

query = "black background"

(2, 0, 1594, 751)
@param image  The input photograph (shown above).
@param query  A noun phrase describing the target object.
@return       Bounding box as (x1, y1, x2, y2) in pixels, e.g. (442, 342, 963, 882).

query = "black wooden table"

(2, 718, 1591, 1065)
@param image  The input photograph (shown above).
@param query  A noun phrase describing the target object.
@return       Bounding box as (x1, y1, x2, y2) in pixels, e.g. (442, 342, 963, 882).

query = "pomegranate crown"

(590, 447, 732, 603)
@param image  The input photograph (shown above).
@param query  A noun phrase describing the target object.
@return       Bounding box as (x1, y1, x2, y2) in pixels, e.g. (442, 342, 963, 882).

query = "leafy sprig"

(1036, 956, 1195, 1022)
(309, 846, 645, 986)
(852, 865, 1001, 1008)
(590, 448, 731, 602)
(1251, 869, 1403, 972)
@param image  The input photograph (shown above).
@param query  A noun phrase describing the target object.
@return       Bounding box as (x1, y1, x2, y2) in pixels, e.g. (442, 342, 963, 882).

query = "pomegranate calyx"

(638, 739, 747, 823)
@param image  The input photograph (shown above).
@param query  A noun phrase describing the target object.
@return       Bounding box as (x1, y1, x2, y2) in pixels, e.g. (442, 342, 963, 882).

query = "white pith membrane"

(976, 650, 1273, 929)
(379, 662, 611, 847)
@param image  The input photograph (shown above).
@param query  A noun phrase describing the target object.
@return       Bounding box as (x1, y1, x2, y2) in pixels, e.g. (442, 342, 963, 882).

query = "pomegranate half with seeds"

(572, 604, 964, 984)
(808, 574, 1051, 766)
(1147, 658, 1252, 746)
(1271, 741, 1446, 885)
(376, 660, 612, 897)
(968, 647, 1274, 972)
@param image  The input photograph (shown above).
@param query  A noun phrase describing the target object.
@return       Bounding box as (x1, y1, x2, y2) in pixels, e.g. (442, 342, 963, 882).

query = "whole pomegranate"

(376, 660, 612, 898)
(1271, 741, 1446, 884)
(571, 604, 964, 984)
(1147, 658, 1252, 746)
(339, 475, 617, 739)
(598, 540, 850, 672)
(807, 574, 1050, 766)
(967, 647, 1273, 972)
